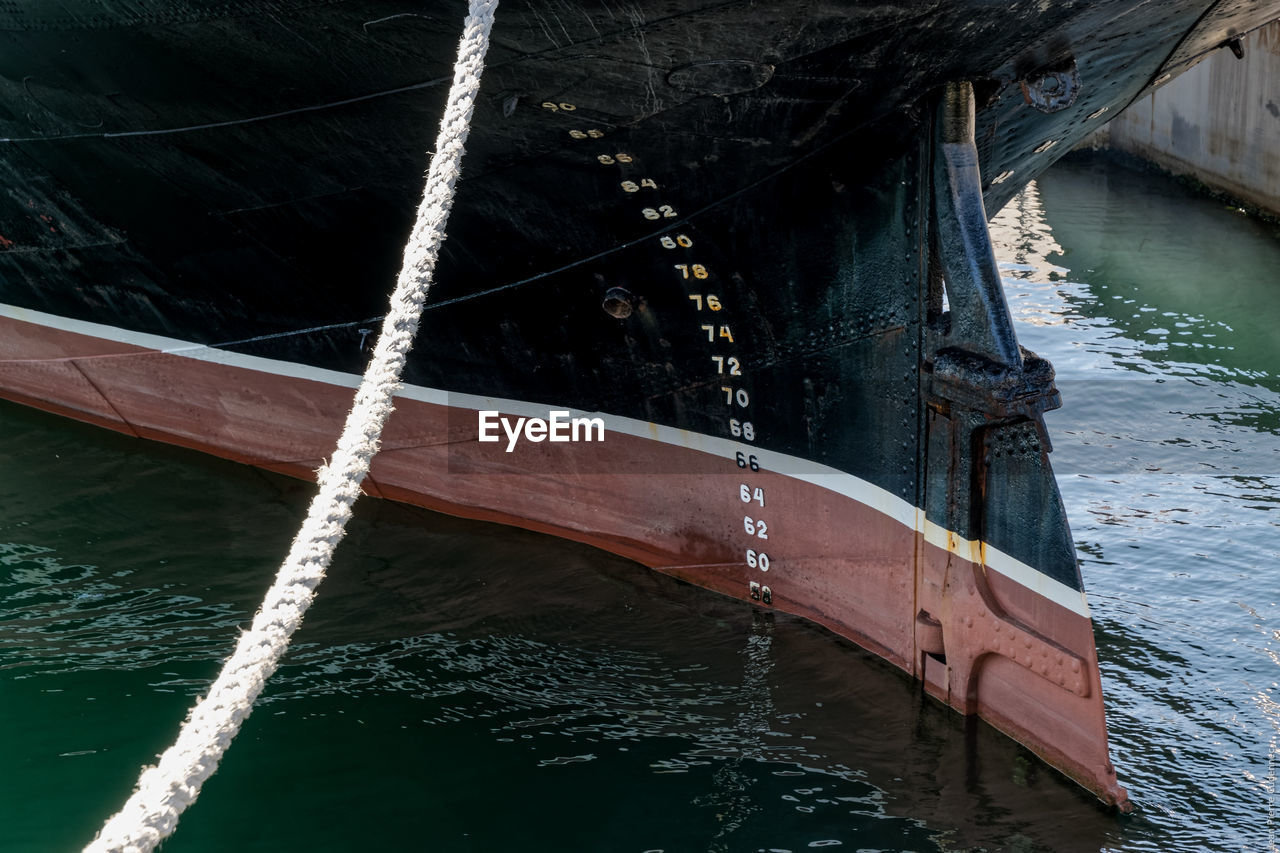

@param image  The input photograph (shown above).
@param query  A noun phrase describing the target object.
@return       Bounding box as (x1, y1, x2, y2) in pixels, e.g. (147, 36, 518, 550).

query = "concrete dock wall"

(1091, 20, 1280, 216)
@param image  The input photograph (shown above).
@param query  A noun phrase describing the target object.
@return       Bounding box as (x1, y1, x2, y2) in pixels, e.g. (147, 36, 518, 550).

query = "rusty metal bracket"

(929, 346, 1060, 449)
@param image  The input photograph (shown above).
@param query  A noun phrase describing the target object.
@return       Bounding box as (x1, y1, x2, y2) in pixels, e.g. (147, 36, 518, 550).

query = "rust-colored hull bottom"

(0, 313, 1128, 809)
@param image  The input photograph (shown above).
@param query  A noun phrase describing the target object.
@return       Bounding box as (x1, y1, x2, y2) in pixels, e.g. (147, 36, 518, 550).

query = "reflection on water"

(997, 157, 1280, 384)
(1, 151, 1278, 852)
(991, 150, 1280, 852)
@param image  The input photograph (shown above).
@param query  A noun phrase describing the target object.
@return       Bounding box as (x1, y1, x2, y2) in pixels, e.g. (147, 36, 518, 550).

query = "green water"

(2, 151, 1278, 851)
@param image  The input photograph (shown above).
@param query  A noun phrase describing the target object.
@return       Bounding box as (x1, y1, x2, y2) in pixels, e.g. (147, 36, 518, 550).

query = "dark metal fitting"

(601, 287, 635, 319)
(1225, 36, 1245, 60)
(1020, 59, 1081, 113)
(928, 346, 1061, 420)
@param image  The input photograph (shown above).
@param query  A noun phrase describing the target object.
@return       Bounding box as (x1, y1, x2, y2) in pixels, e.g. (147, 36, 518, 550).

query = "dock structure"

(1088, 20, 1280, 217)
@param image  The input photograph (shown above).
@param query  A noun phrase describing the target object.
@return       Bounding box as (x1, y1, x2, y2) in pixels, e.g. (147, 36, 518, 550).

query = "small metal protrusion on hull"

(915, 610, 945, 656)
(602, 287, 635, 318)
(1225, 36, 1245, 60)
(1020, 59, 1081, 113)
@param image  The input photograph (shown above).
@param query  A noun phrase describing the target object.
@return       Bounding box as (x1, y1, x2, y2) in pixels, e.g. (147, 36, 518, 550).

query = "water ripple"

(0, 542, 243, 675)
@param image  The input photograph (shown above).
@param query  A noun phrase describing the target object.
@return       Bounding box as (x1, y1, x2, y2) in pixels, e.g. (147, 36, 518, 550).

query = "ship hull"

(0, 303, 1116, 801)
(4, 0, 1279, 809)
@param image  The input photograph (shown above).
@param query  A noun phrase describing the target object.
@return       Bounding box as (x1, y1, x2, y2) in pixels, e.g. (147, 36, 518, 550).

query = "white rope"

(85, 2, 498, 849)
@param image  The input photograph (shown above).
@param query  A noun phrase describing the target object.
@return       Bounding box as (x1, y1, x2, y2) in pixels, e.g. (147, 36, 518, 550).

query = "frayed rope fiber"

(85, 1, 498, 849)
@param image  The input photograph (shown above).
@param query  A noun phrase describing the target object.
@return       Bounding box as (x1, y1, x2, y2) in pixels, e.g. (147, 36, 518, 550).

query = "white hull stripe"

(0, 302, 1091, 618)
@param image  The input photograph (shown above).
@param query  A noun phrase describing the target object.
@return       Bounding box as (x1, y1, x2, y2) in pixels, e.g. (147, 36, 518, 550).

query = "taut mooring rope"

(85, 2, 498, 849)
